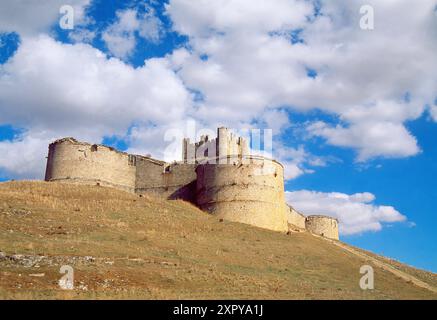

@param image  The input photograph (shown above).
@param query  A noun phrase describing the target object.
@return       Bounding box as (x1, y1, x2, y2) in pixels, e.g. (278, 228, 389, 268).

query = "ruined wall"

(135, 159, 196, 202)
(133, 156, 167, 194)
(45, 138, 196, 200)
(287, 205, 306, 229)
(196, 156, 288, 232)
(44, 138, 136, 193)
(45, 135, 340, 237)
(305, 215, 339, 240)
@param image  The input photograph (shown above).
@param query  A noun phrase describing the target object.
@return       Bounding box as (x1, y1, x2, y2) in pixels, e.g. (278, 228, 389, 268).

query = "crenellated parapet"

(182, 127, 249, 164)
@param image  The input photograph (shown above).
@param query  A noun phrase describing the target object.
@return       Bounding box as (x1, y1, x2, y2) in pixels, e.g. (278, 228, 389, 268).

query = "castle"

(44, 127, 339, 240)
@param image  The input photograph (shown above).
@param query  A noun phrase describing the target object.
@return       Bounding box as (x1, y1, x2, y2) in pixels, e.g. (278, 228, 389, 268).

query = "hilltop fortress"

(44, 127, 339, 240)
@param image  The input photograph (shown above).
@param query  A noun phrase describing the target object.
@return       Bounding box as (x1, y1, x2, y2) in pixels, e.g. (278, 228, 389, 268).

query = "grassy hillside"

(0, 181, 435, 299)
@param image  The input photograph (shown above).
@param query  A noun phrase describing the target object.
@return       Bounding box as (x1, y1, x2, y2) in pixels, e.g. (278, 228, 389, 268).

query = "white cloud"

(306, 99, 423, 161)
(102, 7, 163, 59)
(307, 120, 420, 161)
(1, 0, 437, 179)
(126, 121, 189, 162)
(166, 0, 312, 36)
(256, 109, 290, 136)
(102, 9, 138, 59)
(0, 0, 91, 36)
(285, 190, 407, 235)
(431, 103, 437, 122)
(274, 144, 323, 180)
(137, 8, 163, 42)
(0, 132, 50, 179)
(69, 28, 96, 43)
(0, 35, 193, 178)
(166, 0, 437, 160)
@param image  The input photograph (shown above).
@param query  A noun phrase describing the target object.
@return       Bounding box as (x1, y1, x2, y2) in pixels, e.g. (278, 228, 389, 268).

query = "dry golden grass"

(0, 181, 436, 300)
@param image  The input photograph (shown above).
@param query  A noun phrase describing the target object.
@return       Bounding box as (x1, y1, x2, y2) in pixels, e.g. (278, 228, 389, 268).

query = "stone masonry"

(44, 128, 339, 239)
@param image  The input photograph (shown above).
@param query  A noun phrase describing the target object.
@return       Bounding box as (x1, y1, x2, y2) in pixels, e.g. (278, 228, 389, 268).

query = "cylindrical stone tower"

(45, 137, 136, 193)
(195, 156, 288, 232)
(305, 215, 339, 240)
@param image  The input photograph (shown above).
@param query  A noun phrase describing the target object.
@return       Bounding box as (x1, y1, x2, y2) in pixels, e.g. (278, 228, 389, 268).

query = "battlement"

(182, 127, 250, 164)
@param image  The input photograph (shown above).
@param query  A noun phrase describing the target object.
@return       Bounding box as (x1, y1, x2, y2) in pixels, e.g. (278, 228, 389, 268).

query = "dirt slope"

(0, 181, 435, 299)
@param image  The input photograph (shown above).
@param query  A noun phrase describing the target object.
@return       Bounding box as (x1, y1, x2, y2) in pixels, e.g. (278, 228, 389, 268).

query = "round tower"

(45, 138, 136, 193)
(195, 156, 288, 232)
(305, 215, 339, 240)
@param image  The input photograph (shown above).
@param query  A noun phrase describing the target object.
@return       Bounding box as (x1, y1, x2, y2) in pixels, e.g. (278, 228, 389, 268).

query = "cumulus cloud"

(69, 28, 96, 44)
(0, 132, 51, 179)
(166, 0, 437, 160)
(285, 190, 407, 235)
(0, 0, 91, 36)
(307, 119, 420, 161)
(1, 0, 437, 180)
(274, 144, 332, 180)
(0, 35, 193, 178)
(306, 99, 424, 160)
(431, 101, 437, 122)
(102, 7, 163, 59)
(102, 9, 138, 59)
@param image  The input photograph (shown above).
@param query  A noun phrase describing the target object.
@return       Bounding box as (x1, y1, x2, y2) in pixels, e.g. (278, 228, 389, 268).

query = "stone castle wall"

(135, 158, 196, 201)
(195, 156, 288, 232)
(45, 138, 196, 200)
(287, 205, 306, 230)
(45, 138, 137, 193)
(44, 131, 339, 240)
(305, 215, 339, 240)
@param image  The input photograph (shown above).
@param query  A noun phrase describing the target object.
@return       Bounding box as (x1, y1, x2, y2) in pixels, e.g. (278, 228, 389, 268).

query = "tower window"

(128, 155, 136, 166)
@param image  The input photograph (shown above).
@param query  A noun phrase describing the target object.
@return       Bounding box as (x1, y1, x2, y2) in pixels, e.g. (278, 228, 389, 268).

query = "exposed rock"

(9, 254, 45, 267)
(84, 256, 95, 262)
(1, 208, 32, 216)
(0, 253, 99, 267)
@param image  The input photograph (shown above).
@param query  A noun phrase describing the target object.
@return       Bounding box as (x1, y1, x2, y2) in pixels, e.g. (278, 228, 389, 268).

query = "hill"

(0, 181, 435, 299)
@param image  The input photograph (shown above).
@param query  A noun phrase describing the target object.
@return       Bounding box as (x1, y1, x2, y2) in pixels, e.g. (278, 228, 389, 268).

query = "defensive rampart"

(44, 130, 340, 239)
(44, 138, 196, 200)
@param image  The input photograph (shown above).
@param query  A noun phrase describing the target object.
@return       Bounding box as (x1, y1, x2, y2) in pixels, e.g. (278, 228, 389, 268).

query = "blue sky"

(0, 0, 436, 272)
(287, 113, 437, 272)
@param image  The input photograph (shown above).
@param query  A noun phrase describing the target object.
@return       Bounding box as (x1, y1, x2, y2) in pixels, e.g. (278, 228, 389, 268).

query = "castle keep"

(44, 128, 339, 239)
